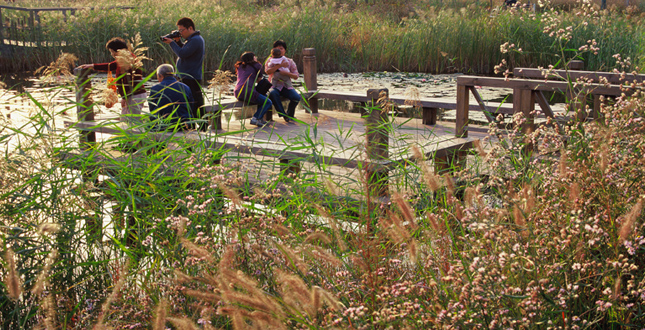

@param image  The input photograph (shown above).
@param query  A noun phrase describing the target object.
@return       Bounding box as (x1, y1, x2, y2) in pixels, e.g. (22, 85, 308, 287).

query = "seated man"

(148, 64, 193, 131)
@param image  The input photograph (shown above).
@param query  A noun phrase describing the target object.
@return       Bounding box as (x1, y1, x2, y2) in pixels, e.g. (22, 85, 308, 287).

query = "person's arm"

(265, 60, 289, 75)
(79, 61, 117, 72)
(169, 38, 200, 58)
(283, 58, 299, 80)
(254, 63, 265, 82)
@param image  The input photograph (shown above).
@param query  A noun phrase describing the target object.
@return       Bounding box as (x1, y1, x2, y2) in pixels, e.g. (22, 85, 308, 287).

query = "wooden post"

(302, 48, 318, 114)
(75, 67, 96, 149)
(568, 60, 584, 71)
(513, 88, 535, 154)
(280, 158, 301, 175)
(29, 10, 35, 47)
(567, 89, 587, 122)
(0, 7, 4, 46)
(422, 107, 437, 125)
(455, 82, 469, 137)
(592, 94, 609, 119)
(513, 88, 535, 134)
(365, 88, 389, 197)
(434, 147, 468, 175)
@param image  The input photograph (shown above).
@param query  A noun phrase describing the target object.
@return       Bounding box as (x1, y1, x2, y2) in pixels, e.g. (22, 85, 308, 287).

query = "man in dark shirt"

(162, 17, 205, 130)
(148, 64, 192, 131)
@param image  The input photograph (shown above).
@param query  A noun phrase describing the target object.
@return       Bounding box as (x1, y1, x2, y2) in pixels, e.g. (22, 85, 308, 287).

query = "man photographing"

(162, 17, 205, 130)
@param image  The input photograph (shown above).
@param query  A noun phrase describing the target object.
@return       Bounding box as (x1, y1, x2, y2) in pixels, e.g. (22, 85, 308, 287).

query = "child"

(266, 47, 293, 89)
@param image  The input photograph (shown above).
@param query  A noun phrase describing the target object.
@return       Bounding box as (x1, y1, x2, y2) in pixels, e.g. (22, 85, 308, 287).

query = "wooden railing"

(455, 68, 645, 137)
(0, 5, 134, 47)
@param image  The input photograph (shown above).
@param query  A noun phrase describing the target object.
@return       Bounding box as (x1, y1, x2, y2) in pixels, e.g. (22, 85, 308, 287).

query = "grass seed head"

(4, 248, 22, 300)
(153, 299, 167, 330)
(619, 199, 643, 242)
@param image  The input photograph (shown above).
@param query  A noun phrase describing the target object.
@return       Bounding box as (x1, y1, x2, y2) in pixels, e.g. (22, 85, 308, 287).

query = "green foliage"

(2, 0, 644, 75)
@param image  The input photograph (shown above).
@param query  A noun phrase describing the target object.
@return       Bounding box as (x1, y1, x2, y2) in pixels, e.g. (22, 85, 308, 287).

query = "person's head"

(235, 51, 257, 69)
(105, 37, 127, 57)
(156, 64, 175, 81)
(271, 47, 282, 58)
(176, 17, 196, 39)
(272, 39, 287, 56)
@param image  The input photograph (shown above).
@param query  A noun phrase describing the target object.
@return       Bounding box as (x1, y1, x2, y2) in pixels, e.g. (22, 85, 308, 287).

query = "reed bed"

(1, 0, 645, 328)
(2, 0, 644, 75)
(1, 57, 645, 329)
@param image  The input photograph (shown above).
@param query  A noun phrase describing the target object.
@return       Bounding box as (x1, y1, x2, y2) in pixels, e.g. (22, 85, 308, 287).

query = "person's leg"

(124, 92, 147, 125)
(253, 94, 272, 121)
(282, 88, 301, 118)
(269, 88, 286, 118)
(181, 78, 205, 130)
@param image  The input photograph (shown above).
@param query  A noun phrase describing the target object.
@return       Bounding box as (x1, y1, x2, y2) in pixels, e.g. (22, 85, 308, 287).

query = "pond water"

(0, 71, 521, 132)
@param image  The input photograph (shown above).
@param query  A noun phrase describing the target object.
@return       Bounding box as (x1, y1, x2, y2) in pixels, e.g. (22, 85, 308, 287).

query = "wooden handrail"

(513, 67, 645, 84)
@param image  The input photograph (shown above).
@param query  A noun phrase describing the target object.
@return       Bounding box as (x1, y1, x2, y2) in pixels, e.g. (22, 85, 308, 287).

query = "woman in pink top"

(265, 40, 300, 123)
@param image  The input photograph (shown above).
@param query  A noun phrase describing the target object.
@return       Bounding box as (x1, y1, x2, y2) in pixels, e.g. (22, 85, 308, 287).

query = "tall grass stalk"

(2, 0, 644, 75)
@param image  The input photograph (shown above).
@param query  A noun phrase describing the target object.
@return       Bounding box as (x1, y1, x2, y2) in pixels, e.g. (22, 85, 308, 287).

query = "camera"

(160, 30, 181, 41)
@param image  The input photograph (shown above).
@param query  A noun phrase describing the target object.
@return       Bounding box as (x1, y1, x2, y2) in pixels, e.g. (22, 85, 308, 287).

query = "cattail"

(4, 248, 22, 300)
(181, 238, 215, 264)
(443, 174, 455, 194)
(513, 205, 526, 227)
(43, 293, 57, 330)
(411, 145, 424, 161)
(421, 163, 441, 192)
(32, 249, 58, 295)
(618, 199, 643, 241)
(304, 232, 332, 245)
(167, 317, 199, 330)
(318, 287, 344, 311)
(38, 223, 60, 235)
(408, 239, 419, 263)
(174, 269, 194, 283)
(426, 212, 444, 234)
(600, 143, 609, 172)
(473, 139, 487, 157)
(272, 224, 291, 237)
(184, 289, 220, 304)
(274, 243, 308, 274)
(96, 260, 129, 329)
(559, 149, 568, 178)
(568, 182, 580, 208)
(393, 193, 417, 229)
(230, 311, 247, 330)
(152, 300, 167, 330)
(311, 286, 322, 312)
(177, 216, 188, 238)
(220, 185, 243, 209)
(306, 246, 343, 267)
(277, 270, 311, 305)
(612, 276, 622, 301)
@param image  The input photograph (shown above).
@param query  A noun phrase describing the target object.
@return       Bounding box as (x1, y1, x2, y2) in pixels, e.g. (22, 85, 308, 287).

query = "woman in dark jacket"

(233, 52, 272, 127)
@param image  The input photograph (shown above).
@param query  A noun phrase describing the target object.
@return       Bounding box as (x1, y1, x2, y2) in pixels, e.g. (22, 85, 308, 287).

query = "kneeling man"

(148, 64, 193, 131)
